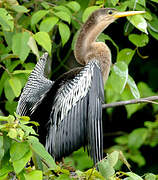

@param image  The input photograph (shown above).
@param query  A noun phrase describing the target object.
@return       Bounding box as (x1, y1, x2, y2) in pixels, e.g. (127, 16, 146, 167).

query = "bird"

(16, 8, 145, 164)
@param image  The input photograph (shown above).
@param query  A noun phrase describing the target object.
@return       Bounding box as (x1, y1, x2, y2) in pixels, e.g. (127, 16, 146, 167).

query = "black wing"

(46, 60, 104, 164)
(16, 53, 53, 116)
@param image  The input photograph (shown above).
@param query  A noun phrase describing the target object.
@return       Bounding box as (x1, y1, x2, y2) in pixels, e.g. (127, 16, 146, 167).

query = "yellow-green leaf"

(34, 32, 51, 55)
(31, 10, 49, 27)
(58, 22, 70, 46)
(127, 15, 148, 34)
(9, 77, 22, 97)
(12, 32, 30, 62)
(39, 17, 59, 32)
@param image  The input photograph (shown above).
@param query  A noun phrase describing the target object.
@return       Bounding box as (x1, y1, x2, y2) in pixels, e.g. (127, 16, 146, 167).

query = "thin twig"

(102, 96, 158, 109)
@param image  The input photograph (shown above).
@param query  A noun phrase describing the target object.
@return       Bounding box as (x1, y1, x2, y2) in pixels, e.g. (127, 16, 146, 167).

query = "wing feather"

(16, 53, 53, 116)
(46, 60, 104, 163)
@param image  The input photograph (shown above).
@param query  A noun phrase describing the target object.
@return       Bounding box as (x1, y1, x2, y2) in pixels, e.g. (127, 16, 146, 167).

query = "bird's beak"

(114, 11, 145, 18)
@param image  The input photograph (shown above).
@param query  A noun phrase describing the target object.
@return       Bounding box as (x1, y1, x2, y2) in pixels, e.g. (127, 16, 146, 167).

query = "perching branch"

(102, 96, 158, 109)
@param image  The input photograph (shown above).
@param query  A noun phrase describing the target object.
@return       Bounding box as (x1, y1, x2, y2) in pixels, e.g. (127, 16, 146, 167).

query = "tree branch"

(102, 96, 158, 109)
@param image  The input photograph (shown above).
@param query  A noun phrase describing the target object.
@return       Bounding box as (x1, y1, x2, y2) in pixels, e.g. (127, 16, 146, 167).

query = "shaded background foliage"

(0, 0, 158, 179)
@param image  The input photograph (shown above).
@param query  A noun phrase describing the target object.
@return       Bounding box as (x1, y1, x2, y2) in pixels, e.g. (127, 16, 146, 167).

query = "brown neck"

(74, 18, 112, 84)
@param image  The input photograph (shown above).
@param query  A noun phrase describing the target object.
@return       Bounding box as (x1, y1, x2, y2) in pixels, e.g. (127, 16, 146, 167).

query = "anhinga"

(16, 8, 144, 164)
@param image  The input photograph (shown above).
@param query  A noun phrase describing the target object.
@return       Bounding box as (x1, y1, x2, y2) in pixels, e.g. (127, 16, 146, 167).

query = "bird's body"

(16, 8, 145, 164)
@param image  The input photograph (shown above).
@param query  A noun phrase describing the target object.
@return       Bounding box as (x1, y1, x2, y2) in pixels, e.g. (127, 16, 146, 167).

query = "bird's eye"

(108, 10, 113, 15)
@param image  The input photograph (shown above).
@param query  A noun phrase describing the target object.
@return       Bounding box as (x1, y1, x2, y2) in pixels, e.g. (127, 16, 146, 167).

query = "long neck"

(74, 20, 112, 84)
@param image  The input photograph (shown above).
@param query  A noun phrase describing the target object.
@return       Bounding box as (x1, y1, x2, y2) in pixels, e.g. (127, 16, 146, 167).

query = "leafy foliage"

(0, 0, 158, 179)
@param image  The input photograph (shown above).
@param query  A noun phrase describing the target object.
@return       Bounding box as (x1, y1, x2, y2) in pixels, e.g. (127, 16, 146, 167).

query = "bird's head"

(93, 8, 145, 26)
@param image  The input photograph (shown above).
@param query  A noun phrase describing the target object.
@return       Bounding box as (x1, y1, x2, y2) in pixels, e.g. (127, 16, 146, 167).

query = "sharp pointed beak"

(114, 11, 145, 18)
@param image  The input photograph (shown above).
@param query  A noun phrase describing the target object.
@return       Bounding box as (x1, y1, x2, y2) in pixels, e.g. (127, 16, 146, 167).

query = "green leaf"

(125, 172, 143, 180)
(128, 34, 149, 47)
(54, 11, 71, 24)
(10, 141, 30, 161)
(12, 32, 30, 62)
(13, 150, 32, 174)
(149, 0, 158, 2)
(97, 33, 119, 54)
(128, 128, 148, 149)
(128, 151, 146, 167)
(53, 6, 71, 15)
(0, 136, 4, 161)
(0, 8, 14, 31)
(24, 170, 42, 180)
(58, 22, 71, 46)
(12, 5, 29, 13)
(109, 61, 128, 93)
(148, 28, 158, 40)
(121, 87, 140, 118)
(4, 79, 15, 101)
(8, 128, 17, 139)
(27, 36, 39, 58)
(98, 158, 115, 179)
(66, 1, 80, 12)
(39, 17, 59, 32)
(137, 82, 155, 97)
(127, 75, 140, 99)
(12, 70, 32, 74)
(9, 77, 22, 97)
(117, 48, 135, 65)
(127, 15, 148, 34)
(107, 151, 119, 167)
(34, 32, 51, 55)
(27, 136, 57, 169)
(145, 173, 157, 180)
(31, 10, 49, 27)
(82, 6, 100, 22)
(111, 0, 119, 6)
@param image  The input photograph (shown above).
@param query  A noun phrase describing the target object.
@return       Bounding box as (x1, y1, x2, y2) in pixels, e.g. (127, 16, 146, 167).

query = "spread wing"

(16, 53, 53, 116)
(46, 60, 104, 164)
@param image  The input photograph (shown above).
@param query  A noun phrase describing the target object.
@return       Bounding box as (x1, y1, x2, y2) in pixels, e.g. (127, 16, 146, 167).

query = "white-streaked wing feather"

(16, 53, 53, 116)
(46, 60, 104, 163)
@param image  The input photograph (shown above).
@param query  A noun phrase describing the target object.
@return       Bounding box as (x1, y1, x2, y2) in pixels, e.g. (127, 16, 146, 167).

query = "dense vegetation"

(0, 0, 158, 179)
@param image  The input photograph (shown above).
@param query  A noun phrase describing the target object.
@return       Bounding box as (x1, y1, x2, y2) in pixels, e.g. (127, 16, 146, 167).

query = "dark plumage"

(16, 8, 145, 164)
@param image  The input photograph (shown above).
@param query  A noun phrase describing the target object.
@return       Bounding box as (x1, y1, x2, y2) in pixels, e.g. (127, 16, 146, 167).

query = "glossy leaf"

(127, 75, 140, 99)
(58, 22, 70, 46)
(9, 77, 22, 97)
(12, 32, 30, 62)
(66, 1, 80, 12)
(82, 6, 100, 22)
(117, 48, 135, 65)
(128, 34, 149, 47)
(33, 32, 51, 55)
(27, 136, 57, 169)
(125, 172, 143, 180)
(24, 170, 42, 180)
(39, 17, 59, 32)
(0, 8, 14, 31)
(54, 11, 71, 24)
(109, 61, 128, 93)
(31, 10, 49, 27)
(11, 5, 29, 13)
(27, 36, 39, 58)
(127, 15, 148, 34)
(13, 150, 32, 174)
(10, 141, 30, 161)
